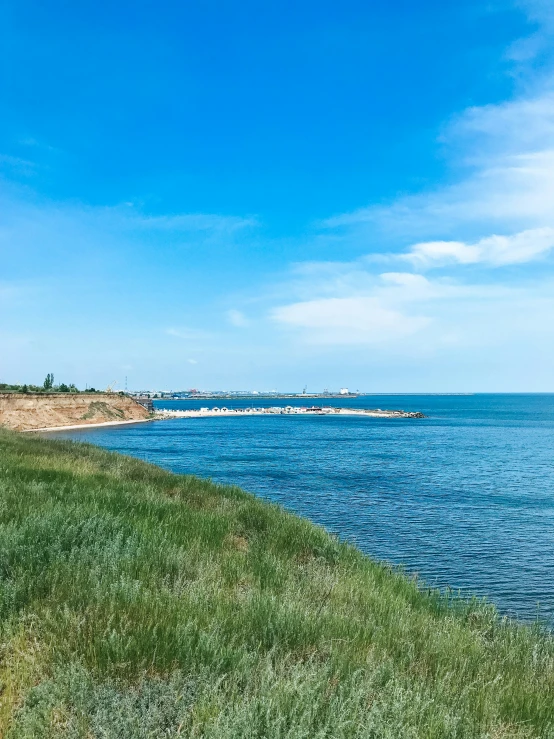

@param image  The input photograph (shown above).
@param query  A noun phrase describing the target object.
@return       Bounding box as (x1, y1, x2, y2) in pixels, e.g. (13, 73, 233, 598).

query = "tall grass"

(0, 428, 553, 737)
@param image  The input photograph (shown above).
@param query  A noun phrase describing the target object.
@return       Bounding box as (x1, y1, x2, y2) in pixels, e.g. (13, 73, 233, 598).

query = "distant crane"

(105, 381, 118, 393)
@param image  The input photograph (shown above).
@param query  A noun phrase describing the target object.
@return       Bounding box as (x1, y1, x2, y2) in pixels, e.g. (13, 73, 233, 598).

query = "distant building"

(339, 388, 349, 395)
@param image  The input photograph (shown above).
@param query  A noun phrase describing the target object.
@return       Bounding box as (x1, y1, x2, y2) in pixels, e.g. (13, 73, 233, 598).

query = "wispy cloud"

(269, 260, 554, 351)
(319, 9, 554, 250)
(272, 296, 429, 345)
(321, 108, 554, 245)
(165, 327, 211, 340)
(508, 0, 554, 64)
(404, 227, 554, 267)
(0, 178, 260, 272)
(0, 279, 43, 307)
(18, 137, 58, 151)
(0, 283, 23, 305)
(122, 212, 257, 234)
(0, 153, 37, 177)
(226, 309, 250, 327)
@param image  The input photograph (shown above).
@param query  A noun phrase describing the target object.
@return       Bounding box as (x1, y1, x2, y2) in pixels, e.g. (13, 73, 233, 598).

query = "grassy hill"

(0, 428, 553, 738)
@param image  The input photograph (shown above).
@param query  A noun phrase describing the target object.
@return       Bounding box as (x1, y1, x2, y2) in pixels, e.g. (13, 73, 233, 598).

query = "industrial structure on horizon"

(128, 388, 359, 400)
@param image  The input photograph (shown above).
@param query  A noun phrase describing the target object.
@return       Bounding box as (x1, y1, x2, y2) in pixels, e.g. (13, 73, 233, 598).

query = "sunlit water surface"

(53, 394, 554, 622)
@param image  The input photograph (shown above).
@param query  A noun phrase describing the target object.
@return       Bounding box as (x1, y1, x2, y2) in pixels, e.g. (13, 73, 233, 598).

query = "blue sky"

(1, 0, 554, 391)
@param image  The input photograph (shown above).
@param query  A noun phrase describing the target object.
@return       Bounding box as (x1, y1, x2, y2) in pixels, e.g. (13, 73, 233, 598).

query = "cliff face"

(0, 393, 150, 431)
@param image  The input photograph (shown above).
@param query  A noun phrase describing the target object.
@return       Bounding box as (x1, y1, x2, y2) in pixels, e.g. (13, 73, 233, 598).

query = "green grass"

(0, 429, 553, 737)
(80, 401, 125, 421)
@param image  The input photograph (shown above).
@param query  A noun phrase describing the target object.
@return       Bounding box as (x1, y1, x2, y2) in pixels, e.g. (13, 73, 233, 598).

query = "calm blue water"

(52, 394, 554, 622)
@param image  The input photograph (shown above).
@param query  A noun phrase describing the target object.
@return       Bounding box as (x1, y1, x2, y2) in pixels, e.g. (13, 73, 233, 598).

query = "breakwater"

(154, 405, 425, 420)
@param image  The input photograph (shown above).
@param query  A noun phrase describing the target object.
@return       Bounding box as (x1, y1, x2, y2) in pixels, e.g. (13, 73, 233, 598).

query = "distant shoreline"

(154, 392, 474, 400)
(28, 405, 424, 432)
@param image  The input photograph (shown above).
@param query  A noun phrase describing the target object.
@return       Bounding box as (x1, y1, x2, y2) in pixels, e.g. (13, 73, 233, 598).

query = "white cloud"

(407, 241, 480, 265)
(378, 272, 431, 288)
(271, 297, 429, 344)
(321, 145, 554, 245)
(268, 258, 533, 348)
(187, 358, 198, 364)
(376, 272, 449, 302)
(448, 94, 554, 157)
(226, 309, 250, 327)
(319, 85, 554, 248)
(405, 227, 554, 267)
(269, 263, 554, 358)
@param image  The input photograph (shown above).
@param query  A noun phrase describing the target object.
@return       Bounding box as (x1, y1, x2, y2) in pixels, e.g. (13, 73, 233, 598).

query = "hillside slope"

(0, 393, 149, 431)
(0, 429, 553, 738)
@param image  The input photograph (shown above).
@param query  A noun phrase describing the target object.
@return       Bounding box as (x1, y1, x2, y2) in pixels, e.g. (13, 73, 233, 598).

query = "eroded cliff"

(0, 393, 150, 431)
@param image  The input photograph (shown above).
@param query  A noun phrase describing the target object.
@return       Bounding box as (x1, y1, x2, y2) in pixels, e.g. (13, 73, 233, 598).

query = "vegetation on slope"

(0, 429, 553, 738)
(0, 373, 111, 394)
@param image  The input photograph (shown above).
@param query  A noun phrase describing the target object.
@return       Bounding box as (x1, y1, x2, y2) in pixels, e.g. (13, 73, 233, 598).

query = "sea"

(51, 394, 554, 623)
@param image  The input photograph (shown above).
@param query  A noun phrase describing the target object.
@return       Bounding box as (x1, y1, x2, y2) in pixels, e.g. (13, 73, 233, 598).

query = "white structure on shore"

(153, 406, 424, 420)
(339, 388, 349, 395)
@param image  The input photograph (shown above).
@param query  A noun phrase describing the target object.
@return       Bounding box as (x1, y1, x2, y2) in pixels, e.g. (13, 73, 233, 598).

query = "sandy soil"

(0, 393, 150, 431)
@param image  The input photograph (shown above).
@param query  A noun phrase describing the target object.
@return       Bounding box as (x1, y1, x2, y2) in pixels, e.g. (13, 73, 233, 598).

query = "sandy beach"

(25, 418, 156, 433)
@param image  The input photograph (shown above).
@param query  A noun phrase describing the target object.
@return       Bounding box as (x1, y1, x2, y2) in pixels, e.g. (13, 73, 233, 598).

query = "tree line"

(0, 374, 105, 394)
